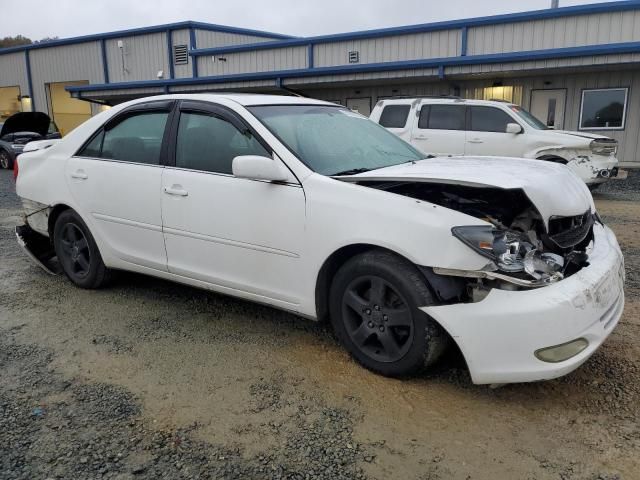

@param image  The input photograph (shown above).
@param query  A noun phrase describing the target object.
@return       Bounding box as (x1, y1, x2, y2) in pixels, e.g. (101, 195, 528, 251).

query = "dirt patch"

(1, 170, 639, 479)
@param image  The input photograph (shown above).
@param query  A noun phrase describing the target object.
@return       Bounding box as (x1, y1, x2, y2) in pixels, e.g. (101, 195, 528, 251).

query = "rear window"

(419, 105, 465, 130)
(378, 105, 411, 128)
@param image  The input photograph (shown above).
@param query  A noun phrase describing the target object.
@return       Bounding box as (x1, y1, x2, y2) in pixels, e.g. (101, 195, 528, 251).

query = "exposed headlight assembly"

(452, 226, 564, 280)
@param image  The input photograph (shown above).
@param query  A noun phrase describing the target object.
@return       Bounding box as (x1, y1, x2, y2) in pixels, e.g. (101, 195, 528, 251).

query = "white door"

(410, 103, 466, 155)
(66, 106, 171, 271)
(465, 105, 528, 157)
(530, 89, 566, 129)
(161, 103, 306, 308)
(346, 97, 372, 116)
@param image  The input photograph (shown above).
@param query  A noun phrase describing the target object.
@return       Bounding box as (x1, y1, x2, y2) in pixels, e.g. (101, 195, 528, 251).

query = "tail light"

(13, 156, 19, 180)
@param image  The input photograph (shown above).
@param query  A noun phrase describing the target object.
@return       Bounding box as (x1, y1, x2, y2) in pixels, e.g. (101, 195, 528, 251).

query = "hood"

(0, 112, 51, 137)
(548, 129, 613, 141)
(347, 156, 594, 226)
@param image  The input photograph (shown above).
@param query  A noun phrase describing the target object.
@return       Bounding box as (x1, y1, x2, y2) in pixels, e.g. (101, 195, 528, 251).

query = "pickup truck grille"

(547, 210, 594, 249)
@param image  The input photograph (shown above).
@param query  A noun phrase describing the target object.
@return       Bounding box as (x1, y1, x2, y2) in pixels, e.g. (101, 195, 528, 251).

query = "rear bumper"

(15, 224, 59, 275)
(421, 224, 625, 385)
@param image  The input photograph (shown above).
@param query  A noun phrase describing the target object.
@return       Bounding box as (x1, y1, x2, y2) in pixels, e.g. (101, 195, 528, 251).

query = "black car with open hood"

(0, 112, 61, 169)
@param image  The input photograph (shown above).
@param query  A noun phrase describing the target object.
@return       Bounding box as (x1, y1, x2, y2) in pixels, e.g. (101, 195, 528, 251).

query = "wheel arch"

(314, 243, 464, 323)
(47, 203, 73, 237)
(536, 154, 569, 165)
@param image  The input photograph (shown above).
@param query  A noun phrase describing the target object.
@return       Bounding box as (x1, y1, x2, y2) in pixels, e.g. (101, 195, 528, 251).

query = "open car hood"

(345, 156, 594, 226)
(0, 112, 51, 137)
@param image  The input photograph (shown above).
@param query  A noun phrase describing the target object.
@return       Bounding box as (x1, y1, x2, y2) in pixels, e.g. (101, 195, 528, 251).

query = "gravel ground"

(1, 169, 639, 479)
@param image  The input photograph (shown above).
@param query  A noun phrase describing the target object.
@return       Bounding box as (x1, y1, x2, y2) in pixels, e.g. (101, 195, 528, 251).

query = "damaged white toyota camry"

(15, 94, 625, 385)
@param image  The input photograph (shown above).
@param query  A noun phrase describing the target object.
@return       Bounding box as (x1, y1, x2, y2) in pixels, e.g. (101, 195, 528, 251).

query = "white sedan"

(15, 94, 624, 385)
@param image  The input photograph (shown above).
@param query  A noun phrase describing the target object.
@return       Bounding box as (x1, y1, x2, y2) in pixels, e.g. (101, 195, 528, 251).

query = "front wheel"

(329, 250, 447, 377)
(0, 149, 12, 170)
(53, 209, 111, 289)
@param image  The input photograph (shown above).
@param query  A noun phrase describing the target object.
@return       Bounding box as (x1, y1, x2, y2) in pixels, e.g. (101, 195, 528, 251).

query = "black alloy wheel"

(341, 275, 413, 363)
(58, 223, 91, 278)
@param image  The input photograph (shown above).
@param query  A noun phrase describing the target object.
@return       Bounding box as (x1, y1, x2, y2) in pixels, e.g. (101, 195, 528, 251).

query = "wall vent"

(173, 45, 188, 65)
(348, 51, 360, 63)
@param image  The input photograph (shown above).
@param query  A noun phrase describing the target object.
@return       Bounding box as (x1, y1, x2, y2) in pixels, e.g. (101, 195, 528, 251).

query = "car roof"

(378, 97, 516, 107)
(123, 93, 337, 107)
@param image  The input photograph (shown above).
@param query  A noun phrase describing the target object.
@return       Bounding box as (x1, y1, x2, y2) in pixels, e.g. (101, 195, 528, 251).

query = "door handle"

(468, 139, 484, 144)
(71, 170, 88, 180)
(164, 186, 189, 197)
(413, 134, 428, 140)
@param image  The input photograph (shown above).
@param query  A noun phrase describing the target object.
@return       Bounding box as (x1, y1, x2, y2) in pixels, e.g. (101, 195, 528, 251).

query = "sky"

(2, 0, 607, 40)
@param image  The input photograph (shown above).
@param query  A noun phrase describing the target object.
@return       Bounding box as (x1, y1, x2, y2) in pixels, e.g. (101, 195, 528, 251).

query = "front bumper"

(422, 224, 624, 385)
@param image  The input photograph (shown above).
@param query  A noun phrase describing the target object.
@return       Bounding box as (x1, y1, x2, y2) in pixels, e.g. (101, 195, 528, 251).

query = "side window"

(101, 112, 168, 165)
(469, 106, 515, 133)
(378, 105, 411, 128)
(422, 105, 465, 130)
(175, 112, 270, 174)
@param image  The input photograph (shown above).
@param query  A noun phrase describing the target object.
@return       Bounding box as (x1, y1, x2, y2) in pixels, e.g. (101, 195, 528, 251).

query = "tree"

(0, 35, 32, 48)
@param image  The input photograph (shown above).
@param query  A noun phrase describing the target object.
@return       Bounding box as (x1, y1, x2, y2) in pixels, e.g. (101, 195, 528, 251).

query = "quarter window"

(378, 105, 411, 128)
(579, 88, 628, 130)
(469, 106, 516, 133)
(175, 112, 269, 174)
(419, 105, 465, 130)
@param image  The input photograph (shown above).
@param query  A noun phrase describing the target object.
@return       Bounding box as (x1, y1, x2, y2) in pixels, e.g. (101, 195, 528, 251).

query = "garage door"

(46, 81, 92, 136)
(0, 86, 21, 122)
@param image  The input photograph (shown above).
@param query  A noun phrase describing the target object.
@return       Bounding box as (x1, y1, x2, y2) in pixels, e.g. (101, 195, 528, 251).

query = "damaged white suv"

(15, 94, 624, 385)
(370, 97, 619, 187)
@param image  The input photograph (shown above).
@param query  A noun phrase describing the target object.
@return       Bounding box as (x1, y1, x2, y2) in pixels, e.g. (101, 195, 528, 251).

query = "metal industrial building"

(2, 1, 640, 165)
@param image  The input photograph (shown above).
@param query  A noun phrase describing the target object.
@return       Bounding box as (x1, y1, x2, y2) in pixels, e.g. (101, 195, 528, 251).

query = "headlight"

(11, 143, 24, 151)
(451, 226, 529, 272)
(590, 139, 617, 156)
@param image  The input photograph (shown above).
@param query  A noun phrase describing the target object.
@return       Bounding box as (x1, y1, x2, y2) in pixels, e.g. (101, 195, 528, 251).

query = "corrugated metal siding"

(172, 29, 192, 79)
(29, 42, 103, 114)
(197, 46, 307, 76)
(105, 33, 169, 83)
(467, 11, 640, 55)
(169, 79, 275, 92)
(195, 30, 272, 49)
(284, 67, 440, 85)
(314, 30, 460, 68)
(0, 52, 28, 93)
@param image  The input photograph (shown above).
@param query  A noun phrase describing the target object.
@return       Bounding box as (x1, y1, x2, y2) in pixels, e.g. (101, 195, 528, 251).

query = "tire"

(53, 209, 111, 289)
(0, 149, 12, 170)
(329, 250, 447, 377)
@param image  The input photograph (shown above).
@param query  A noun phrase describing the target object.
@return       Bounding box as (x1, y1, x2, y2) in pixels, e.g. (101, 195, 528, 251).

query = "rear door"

(410, 103, 466, 155)
(465, 105, 527, 157)
(66, 101, 172, 271)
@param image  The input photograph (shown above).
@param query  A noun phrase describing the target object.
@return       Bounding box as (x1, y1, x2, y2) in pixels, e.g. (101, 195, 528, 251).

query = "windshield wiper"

(331, 168, 372, 176)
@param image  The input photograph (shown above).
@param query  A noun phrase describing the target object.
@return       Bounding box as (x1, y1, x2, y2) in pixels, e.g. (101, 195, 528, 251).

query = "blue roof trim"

(0, 20, 295, 56)
(190, 1, 640, 56)
(66, 40, 640, 95)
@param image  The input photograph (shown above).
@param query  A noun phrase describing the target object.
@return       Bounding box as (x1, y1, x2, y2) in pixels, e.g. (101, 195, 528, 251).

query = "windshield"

(509, 105, 548, 130)
(248, 105, 426, 175)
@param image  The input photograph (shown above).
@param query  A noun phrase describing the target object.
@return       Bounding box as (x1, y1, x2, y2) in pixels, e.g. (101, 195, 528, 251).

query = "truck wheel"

(53, 209, 111, 289)
(0, 149, 12, 170)
(329, 250, 447, 377)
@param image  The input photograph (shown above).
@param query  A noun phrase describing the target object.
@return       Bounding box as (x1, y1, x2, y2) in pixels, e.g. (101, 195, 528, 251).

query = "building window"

(579, 88, 628, 130)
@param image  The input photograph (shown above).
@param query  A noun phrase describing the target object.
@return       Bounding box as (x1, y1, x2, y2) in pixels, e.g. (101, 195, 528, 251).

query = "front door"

(161, 101, 306, 309)
(530, 89, 566, 129)
(464, 105, 528, 157)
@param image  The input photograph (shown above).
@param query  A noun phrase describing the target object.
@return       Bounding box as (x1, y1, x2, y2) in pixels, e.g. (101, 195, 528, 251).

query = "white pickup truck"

(370, 97, 619, 188)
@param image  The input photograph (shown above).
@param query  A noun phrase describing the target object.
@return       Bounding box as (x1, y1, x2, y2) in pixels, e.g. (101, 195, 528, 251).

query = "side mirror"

(232, 155, 289, 182)
(506, 123, 523, 134)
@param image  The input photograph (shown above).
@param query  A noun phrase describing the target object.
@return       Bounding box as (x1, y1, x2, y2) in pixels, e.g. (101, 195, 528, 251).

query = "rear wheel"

(329, 250, 447, 377)
(53, 210, 111, 289)
(0, 149, 12, 170)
